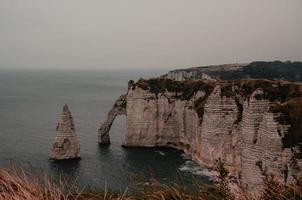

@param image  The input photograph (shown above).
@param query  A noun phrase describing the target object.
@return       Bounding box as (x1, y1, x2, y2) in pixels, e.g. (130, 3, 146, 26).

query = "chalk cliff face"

(165, 64, 244, 81)
(50, 104, 80, 160)
(99, 78, 302, 191)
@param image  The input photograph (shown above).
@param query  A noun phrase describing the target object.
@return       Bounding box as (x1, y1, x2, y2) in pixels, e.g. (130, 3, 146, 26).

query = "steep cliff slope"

(98, 78, 302, 192)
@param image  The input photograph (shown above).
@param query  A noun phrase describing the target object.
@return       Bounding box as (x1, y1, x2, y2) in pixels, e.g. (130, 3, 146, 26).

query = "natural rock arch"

(98, 94, 127, 144)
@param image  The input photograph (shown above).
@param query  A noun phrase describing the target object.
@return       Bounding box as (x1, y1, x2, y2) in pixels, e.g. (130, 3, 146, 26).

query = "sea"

(0, 69, 212, 190)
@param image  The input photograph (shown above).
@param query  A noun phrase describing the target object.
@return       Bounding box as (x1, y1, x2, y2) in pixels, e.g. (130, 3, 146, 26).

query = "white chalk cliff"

(164, 63, 246, 81)
(50, 104, 80, 160)
(98, 79, 302, 192)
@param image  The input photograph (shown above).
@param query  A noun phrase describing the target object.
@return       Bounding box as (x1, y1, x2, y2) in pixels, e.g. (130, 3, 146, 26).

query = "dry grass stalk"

(0, 162, 302, 200)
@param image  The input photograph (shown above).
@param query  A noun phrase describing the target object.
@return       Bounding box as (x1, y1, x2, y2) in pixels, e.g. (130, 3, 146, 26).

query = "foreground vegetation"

(1, 160, 302, 200)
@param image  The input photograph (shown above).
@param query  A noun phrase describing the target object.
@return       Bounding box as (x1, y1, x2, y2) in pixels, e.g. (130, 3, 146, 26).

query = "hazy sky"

(1, 0, 301, 70)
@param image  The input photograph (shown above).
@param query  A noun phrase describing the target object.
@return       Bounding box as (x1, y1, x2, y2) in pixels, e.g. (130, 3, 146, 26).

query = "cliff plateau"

(164, 61, 302, 82)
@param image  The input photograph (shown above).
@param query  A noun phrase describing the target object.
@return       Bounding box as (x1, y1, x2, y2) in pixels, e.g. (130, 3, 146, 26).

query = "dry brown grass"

(0, 165, 64, 200)
(0, 164, 131, 200)
(0, 163, 237, 200)
(0, 163, 301, 200)
(257, 166, 302, 200)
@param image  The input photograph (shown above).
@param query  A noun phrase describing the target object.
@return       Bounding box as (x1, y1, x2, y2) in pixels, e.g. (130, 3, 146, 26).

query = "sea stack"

(49, 104, 80, 160)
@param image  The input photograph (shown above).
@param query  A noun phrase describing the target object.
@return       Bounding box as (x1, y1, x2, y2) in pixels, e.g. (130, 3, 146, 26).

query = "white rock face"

(98, 82, 301, 192)
(240, 90, 293, 192)
(192, 86, 241, 172)
(49, 104, 80, 160)
(165, 64, 246, 81)
(166, 70, 201, 81)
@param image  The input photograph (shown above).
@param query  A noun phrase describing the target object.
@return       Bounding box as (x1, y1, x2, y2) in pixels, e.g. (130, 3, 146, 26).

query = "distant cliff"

(163, 61, 302, 82)
(99, 77, 302, 192)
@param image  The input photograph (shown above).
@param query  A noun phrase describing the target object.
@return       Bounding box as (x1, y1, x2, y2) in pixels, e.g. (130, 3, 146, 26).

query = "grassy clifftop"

(167, 61, 302, 82)
(210, 61, 302, 81)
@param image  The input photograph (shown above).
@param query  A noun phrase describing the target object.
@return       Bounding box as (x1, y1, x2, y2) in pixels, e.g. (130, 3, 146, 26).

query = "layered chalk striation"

(49, 104, 80, 160)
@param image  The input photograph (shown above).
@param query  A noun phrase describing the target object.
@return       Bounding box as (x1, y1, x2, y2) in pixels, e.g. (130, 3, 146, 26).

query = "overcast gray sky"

(1, 0, 301, 70)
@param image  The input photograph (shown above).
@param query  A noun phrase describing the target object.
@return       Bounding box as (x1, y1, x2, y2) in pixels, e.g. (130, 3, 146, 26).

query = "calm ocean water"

(0, 69, 211, 190)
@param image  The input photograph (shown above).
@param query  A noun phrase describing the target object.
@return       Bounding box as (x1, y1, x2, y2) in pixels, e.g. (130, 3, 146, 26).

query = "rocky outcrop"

(49, 104, 80, 160)
(98, 78, 302, 192)
(98, 94, 127, 144)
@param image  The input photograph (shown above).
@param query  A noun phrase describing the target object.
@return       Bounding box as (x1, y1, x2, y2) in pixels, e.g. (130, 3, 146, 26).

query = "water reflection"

(97, 144, 111, 157)
(49, 159, 81, 184)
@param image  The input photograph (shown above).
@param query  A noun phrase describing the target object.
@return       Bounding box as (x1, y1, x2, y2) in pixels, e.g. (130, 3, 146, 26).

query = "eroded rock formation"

(98, 78, 302, 192)
(49, 104, 80, 160)
(98, 94, 127, 144)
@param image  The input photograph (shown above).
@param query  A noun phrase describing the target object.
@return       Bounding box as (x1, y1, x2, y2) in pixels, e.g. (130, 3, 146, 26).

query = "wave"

(179, 160, 213, 179)
(180, 153, 191, 160)
(155, 151, 166, 156)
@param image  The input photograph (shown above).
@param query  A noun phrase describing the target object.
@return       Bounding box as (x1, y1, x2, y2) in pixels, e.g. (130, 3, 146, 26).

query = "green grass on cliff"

(134, 78, 302, 102)
(135, 78, 216, 100)
(206, 61, 302, 81)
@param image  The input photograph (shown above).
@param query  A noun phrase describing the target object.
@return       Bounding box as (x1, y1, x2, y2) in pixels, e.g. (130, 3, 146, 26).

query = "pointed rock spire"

(49, 104, 80, 160)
